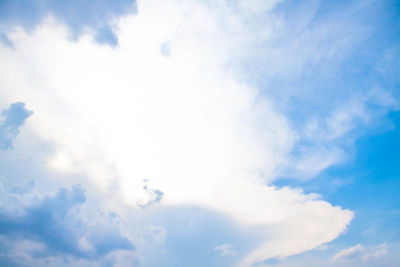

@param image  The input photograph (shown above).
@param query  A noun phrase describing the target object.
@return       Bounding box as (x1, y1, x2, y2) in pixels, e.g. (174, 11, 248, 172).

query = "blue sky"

(0, 0, 399, 266)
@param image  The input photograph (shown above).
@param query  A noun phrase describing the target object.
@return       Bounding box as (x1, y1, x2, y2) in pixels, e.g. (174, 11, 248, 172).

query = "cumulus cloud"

(0, 0, 354, 265)
(1, 0, 396, 266)
(0, 102, 32, 150)
(0, 182, 135, 265)
(215, 243, 237, 256)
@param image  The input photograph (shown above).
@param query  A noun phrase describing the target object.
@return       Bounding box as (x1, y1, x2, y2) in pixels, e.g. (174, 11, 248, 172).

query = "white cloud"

(282, 88, 399, 180)
(333, 244, 365, 260)
(0, 0, 361, 266)
(215, 243, 237, 256)
(333, 243, 388, 262)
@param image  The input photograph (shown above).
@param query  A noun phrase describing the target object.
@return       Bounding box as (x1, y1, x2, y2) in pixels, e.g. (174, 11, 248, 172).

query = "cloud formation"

(0, 0, 398, 266)
(333, 243, 388, 262)
(0, 183, 135, 265)
(0, 0, 356, 265)
(137, 180, 164, 208)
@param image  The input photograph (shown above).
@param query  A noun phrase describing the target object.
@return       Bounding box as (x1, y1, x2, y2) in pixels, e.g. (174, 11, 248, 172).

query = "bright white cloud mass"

(0, 0, 399, 266)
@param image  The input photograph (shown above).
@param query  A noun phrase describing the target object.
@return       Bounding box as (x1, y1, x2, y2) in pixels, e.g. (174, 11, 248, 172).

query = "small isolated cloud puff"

(160, 41, 171, 56)
(0, 102, 32, 150)
(215, 243, 237, 256)
(333, 244, 365, 260)
(137, 179, 164, 209)
(333, 243, 388, 262)
(0, 0, 136, 46)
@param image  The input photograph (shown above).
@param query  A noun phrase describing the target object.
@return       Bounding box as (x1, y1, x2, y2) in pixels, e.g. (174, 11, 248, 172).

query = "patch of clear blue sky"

(0, 0, 137, 46)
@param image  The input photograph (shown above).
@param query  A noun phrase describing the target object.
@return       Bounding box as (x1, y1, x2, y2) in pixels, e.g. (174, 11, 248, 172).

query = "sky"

(0, 0, 399, 266)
